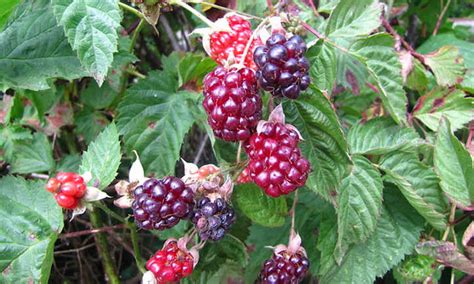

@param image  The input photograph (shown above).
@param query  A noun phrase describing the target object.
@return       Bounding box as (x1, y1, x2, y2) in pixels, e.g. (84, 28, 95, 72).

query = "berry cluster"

(209, 14, 260, 68)
(46, 172, 87, 209)
(203, 66, 262, 141)
(191, 197, 236, 241)
(132, 177, 194, 230)
(257, 250, 310, 283)
(254, 33, 310, 99)
(146, 240, 194, 283)
(245, 119, 310, 197)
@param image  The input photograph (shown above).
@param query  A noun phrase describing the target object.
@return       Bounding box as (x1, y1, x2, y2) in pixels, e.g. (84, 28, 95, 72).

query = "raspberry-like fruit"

(191, 197, 236, 241)
(46, 172, 87, 209)
(146, 240, 194, 283)
(244, 107, 310, 197)
(209, 14, 261, 68)
(254, 33, 310, 99)
(132, 177, 195, 230)
(203, 66, 262, 141)
(257, 250, 310, 283)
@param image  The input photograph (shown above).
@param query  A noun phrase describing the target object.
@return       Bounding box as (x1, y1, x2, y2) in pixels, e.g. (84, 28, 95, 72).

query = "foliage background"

(0, 0, 473, 283)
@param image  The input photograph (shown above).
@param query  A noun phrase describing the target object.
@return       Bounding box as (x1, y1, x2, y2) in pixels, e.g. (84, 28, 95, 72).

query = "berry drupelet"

(254, 33, 310, 99)
(203, 66, 262, 141)
(46, 172, 87, 209)
(132, 177, 194, 230)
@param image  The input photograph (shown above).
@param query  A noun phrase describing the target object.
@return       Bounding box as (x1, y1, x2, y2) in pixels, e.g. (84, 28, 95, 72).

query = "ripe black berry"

(257, 250, 310, 284)
(254, 33, 310, 99)
(132, 177, 194, 230)
(191, 197, 236, 241)
(203, 66, 262, 141)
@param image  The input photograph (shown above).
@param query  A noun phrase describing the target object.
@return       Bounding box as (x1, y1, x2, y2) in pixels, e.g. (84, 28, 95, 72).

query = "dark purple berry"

(191, 197, 236, 241)
(132, 177, 195, 230)
(254, 33, 310, 99)
(257, 251, 309, 284)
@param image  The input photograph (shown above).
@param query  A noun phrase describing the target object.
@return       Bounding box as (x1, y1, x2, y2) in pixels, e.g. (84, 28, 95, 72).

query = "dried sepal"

(141, 271, 157, 284)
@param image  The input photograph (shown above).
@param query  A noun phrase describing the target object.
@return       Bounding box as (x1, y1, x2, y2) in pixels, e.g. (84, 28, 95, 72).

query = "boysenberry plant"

(0, 0, 473, 283)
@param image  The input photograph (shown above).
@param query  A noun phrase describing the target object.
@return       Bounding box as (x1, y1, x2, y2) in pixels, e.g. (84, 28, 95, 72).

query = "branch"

(89, 209, 120, 284)
(433, 0, 452, 36)
(60, 224, 126, 239)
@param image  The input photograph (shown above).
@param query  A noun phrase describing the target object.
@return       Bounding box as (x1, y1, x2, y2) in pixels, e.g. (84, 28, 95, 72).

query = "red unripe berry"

(146, 241, 195, 283)
(55, 193, 78, 209)
(46, 178, 61, 193)
(46, 172, 87, 209)
(209, 14, 261, 68)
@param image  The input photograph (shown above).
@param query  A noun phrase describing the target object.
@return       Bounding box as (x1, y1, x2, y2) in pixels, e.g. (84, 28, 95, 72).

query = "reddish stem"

(60, 224, 126, 239)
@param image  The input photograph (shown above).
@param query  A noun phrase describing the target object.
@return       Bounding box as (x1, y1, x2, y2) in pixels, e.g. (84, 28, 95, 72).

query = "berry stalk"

(237, 17, 269, 67)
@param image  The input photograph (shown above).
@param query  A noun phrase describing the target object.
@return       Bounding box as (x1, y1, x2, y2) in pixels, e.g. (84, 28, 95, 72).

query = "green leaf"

(0, 0, 86, 91)
(116, 70, 197, 176)
(178, 53, 217, 87)
(193, 234, 248, 279)
(0, 0, 20, 30)
(307, 41, 337, 93)
(10, 132, 55, 174)
(434, 118, 474, 208)
(318, 188, 424, 284)
(233, 183, 287, 227)
(283, 87, 351, 203)
(75, 107, 109, 143)
(21, 89, 60, 123)
(348, 117, 420, 155)
(0, 124, 32, 160)
(335, 155, 383, 262)
(80, 82, 119, 110)
(57, 154, 81, 172)
(325, 0, 381, 43)
(381, 151, 448, 231)
(413, 88, 473, 132)
(406, 59, 430, 92)
(417, 33, 474, 69)
(351, 33, 408, 125)
(80, 123, 121, 189)
(423, 46, 465, 87)
(52, 0, 122, 85)
(0, 176, 63, 283)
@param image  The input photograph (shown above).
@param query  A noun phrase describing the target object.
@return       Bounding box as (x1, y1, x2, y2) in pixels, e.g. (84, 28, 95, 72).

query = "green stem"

(89, 209, 120, 284)
(119, 2, 144, 19)
(129, 19, 146, 53)
(95, 202, 126, 223)
(171, 0, 215, 27)
(64, 130, 78, 154)
(186, 0, 263, 20)
(127, 222, 146, 273)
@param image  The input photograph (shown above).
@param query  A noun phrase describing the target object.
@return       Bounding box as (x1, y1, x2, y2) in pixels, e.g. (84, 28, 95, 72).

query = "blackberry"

(257, 250, 310, 284)
(132, 177, 195, 230)
(244, 106, 310, 197)
(254, 33, 310, 99)
(203, 66, 262, 141)
(146, 240, 194, 283)
(191, 197, 236, 241)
